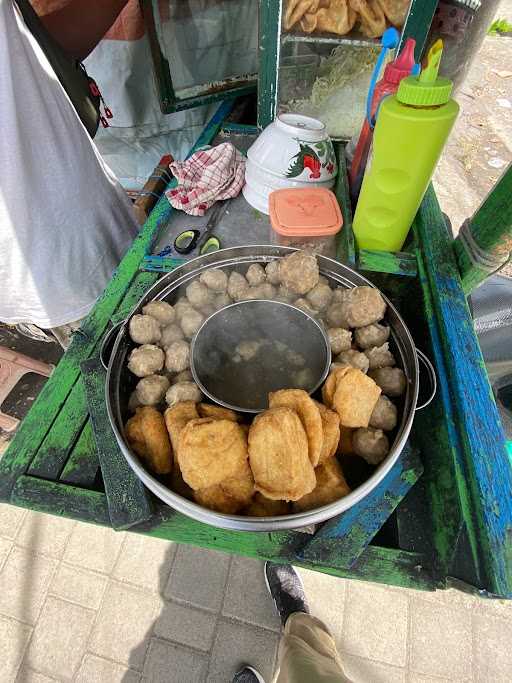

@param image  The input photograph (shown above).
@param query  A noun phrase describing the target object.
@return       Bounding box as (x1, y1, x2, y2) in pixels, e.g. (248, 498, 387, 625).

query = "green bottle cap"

(398, 39, 453, 107)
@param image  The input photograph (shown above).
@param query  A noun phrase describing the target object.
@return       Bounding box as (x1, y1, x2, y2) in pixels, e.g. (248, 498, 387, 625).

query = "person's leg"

(265, 563, 352, 683)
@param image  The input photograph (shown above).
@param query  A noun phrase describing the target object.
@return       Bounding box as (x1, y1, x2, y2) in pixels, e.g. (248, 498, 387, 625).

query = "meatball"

(173, 297, 194, 321)
(279, 250, 319, 295)
(288, 350, 306, 367)
(354, 323, 390, 350)
(238, 283, 276, 301)
(135, 374, 170, 406)
(246, 263, 266, 286)
(180, 308, 205, 338)
(293, 367, 314, 389)
(200, 268, 228, 292)
(129, 314, 161, 345)
(370, 396, 398, 431)
(165, 381, 202, 407)
(165, 340, 190, 373)
(293, 298, 317, 317)
(236, 340, 263, 362)
(142, 301, 175, 327)
(160, 323, 184, 348)
(213, 292, 232, 311)
(275, 285, 295, 303)
(331, 287, 350, 304)
(369, 367, 407, 397)
(128, 344, 165, 378)
(186, 280, 212, 309)
(338, 287, 386, 328)
(365, 343, 396, 370)
(306, 283, 333, 311)
(336, 349, 369, 374)
(265, 260, 281, 285)
(328, 328, 352, 355)
(171, 370, 193, 384)
(227, 271, 249, 301)
(353, 428, 390, 465)
(325, 303, 350, 329)
(198, 303, 216, 319)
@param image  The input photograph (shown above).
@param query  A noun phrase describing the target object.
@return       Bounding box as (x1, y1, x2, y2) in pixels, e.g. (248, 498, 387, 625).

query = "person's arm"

(35, 0, 130, 61)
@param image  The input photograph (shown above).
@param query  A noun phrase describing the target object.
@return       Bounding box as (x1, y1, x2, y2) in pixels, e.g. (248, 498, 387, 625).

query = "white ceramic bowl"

(243, 113, 337, 214)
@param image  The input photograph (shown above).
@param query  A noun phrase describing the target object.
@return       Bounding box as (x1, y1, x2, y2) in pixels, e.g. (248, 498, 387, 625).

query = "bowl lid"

(275, 113, 327, 141)
(269, 188, 343, 236)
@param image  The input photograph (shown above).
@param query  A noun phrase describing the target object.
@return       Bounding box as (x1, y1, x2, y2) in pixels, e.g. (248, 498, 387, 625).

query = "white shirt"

(0, 0, 139, 328)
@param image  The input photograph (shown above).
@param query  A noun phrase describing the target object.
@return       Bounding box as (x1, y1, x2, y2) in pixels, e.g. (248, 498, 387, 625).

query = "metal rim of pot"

(105, 246, 434, 532)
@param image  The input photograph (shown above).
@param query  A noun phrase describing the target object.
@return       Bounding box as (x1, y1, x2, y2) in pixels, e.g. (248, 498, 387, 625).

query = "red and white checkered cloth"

(166, 143, 246, 216)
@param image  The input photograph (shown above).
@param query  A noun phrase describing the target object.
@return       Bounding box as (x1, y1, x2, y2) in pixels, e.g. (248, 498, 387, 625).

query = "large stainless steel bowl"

(105, 246, 420, 531)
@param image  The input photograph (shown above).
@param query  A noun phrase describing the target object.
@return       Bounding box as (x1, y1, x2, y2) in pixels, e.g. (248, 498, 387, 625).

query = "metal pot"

(105, 246, 431, 531)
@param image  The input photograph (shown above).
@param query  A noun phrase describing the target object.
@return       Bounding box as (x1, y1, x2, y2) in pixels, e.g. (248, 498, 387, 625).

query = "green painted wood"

(111, 271, 161, 325)
(297, 445, 423, 568)
(454, 165, 512, 295)
(400, 0, 438, 60)
(81, 358, 153, 530)
(28, 378, 87, 479)
(59, 421, 99, 488)
(138, 511, 435, 590)
(335, 145, 356, 267)
(257, 0, 282, 129)
(415, 185, 512, 599)
(221, 122, 259, 136)
(11, 476, 110, 525)
(358, 249, 418, 277)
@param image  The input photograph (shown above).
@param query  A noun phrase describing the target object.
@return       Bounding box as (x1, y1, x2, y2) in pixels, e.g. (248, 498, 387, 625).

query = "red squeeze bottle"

(349, 38, 416, 202)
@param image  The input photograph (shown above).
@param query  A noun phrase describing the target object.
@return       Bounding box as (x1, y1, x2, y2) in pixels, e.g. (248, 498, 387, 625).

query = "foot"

(264, 561, 309, 626)
(232, 665, 266, 683)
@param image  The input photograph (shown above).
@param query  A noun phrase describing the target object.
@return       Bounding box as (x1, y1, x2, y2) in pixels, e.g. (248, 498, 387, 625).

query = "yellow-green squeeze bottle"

(353, 40, 459, 252)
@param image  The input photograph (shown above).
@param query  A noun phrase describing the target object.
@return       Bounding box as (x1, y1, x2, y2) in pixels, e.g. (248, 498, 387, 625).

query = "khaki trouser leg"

(273, 612, 352, 683)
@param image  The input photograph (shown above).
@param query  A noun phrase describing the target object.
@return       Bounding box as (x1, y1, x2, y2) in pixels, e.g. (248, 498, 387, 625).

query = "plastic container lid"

(269, 188, 342, 236)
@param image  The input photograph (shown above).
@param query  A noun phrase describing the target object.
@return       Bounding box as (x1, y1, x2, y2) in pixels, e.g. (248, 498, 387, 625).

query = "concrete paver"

(340, 653, 406, 683)
(49, 563, 107, 611)
(16, 512, 75, 560)
(222, 556, 282, 632)
(153, 602, 217, 652)
(0, 614, 32, 681)
(15, 669, 59, 683)
(341, 580, 409, 667)
(473, 611, 512, 682)
(63, 523, 124, 575)
(112, 532, 176, 592)
(143, 639, 208, 683)
(75, 654, 141, 683)
(409, 597, 473, 680)
(165, 545, 231, 613)
(0, 502, 27, 539)
(207, 619, 280, 683)
(88, 581, 160, 669)
(23, 597, 96, 680)
(0, 546, 57, 625)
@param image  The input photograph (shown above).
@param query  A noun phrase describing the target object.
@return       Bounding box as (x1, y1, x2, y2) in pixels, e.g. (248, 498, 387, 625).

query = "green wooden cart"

(1, 2, 511, 598)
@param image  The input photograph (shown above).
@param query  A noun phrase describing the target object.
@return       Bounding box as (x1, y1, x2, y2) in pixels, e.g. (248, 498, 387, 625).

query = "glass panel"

(152, 0, 259, 97)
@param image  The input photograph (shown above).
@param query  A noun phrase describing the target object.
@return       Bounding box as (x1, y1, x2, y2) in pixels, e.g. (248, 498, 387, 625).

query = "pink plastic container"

(269, 188, 343, 257)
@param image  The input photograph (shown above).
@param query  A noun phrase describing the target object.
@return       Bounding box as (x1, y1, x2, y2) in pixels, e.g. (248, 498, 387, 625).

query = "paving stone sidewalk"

(1, 504, 512, 683)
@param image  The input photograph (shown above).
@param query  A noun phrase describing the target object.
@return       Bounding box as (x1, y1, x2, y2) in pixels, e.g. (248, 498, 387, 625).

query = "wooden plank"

(400, 0, 438, 59)
(138, 511, 436, 590)
(454, 165, 512, 295)
(413, 252, 482, 585)
(11, 476, 110, 525)
(335, 145, 356, 267)
(297, 445, 423, 568)
(81, 359, 153, 530)
(415, 186, 512, 599)
(60, 421, 99, 488)
(28, 378, 87, 479)
(257, 0, 282, 129)
(358, 249, 417, 277)
(110, 271, 161, 325)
